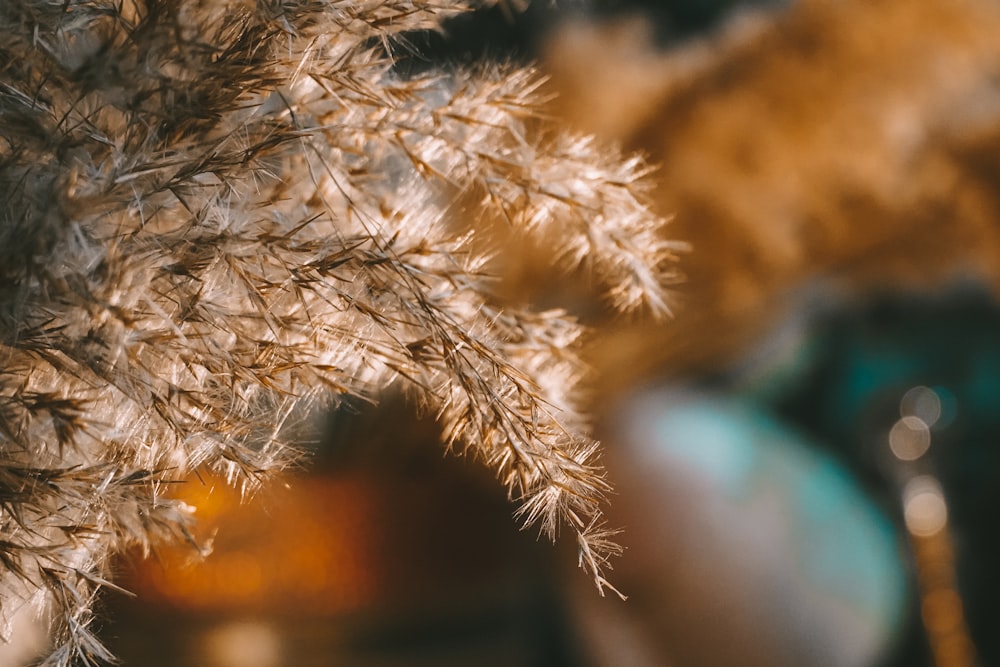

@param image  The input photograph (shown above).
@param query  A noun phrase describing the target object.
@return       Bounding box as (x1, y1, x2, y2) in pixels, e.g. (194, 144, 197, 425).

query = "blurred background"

(66, 0, 1000, 665)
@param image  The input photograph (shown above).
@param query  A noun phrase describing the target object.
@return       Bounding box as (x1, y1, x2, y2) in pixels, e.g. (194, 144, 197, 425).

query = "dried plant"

(0, 0, 677, 663)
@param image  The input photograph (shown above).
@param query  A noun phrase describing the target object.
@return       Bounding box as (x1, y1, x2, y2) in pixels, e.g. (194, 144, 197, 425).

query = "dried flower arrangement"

(0, 0, 678, 663)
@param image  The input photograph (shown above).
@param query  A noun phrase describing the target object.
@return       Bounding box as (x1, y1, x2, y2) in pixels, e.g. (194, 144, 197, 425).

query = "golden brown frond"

(0, 1, 675, 661)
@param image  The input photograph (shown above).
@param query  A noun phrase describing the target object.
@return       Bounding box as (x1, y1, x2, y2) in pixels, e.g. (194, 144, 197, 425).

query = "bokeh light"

(903, 476, 949, 537)
(889, 415, 932, 461)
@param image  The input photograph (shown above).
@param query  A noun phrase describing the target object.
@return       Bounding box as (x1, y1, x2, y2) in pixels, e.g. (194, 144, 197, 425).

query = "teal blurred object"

(607, 389, 908, 667)
(768, 287, 1000, 666)
(653, 394, 906, 623)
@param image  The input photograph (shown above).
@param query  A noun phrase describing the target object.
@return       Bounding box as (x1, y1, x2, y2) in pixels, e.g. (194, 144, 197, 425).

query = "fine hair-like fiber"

(0, 1, 678, 664)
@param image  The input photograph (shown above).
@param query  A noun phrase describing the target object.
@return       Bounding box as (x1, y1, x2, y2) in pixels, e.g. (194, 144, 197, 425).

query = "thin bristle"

(0, 1, 675, 662)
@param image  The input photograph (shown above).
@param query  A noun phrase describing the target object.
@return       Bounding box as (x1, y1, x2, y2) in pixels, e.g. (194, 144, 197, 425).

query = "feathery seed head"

(0, 0, 677, 661)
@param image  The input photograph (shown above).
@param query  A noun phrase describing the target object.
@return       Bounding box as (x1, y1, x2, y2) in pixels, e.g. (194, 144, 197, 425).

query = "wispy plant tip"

(0, 0, 673, 660)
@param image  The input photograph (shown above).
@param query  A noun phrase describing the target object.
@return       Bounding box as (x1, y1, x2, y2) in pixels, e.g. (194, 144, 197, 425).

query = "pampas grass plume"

(0, 1, 678, 663)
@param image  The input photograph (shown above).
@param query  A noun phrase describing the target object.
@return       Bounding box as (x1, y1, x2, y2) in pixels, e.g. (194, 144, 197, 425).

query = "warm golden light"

(201, 621, 282, 667)
(921, 589, 963, 633)
(909, 531, 978, 667)
(129, 476, 381, 615)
